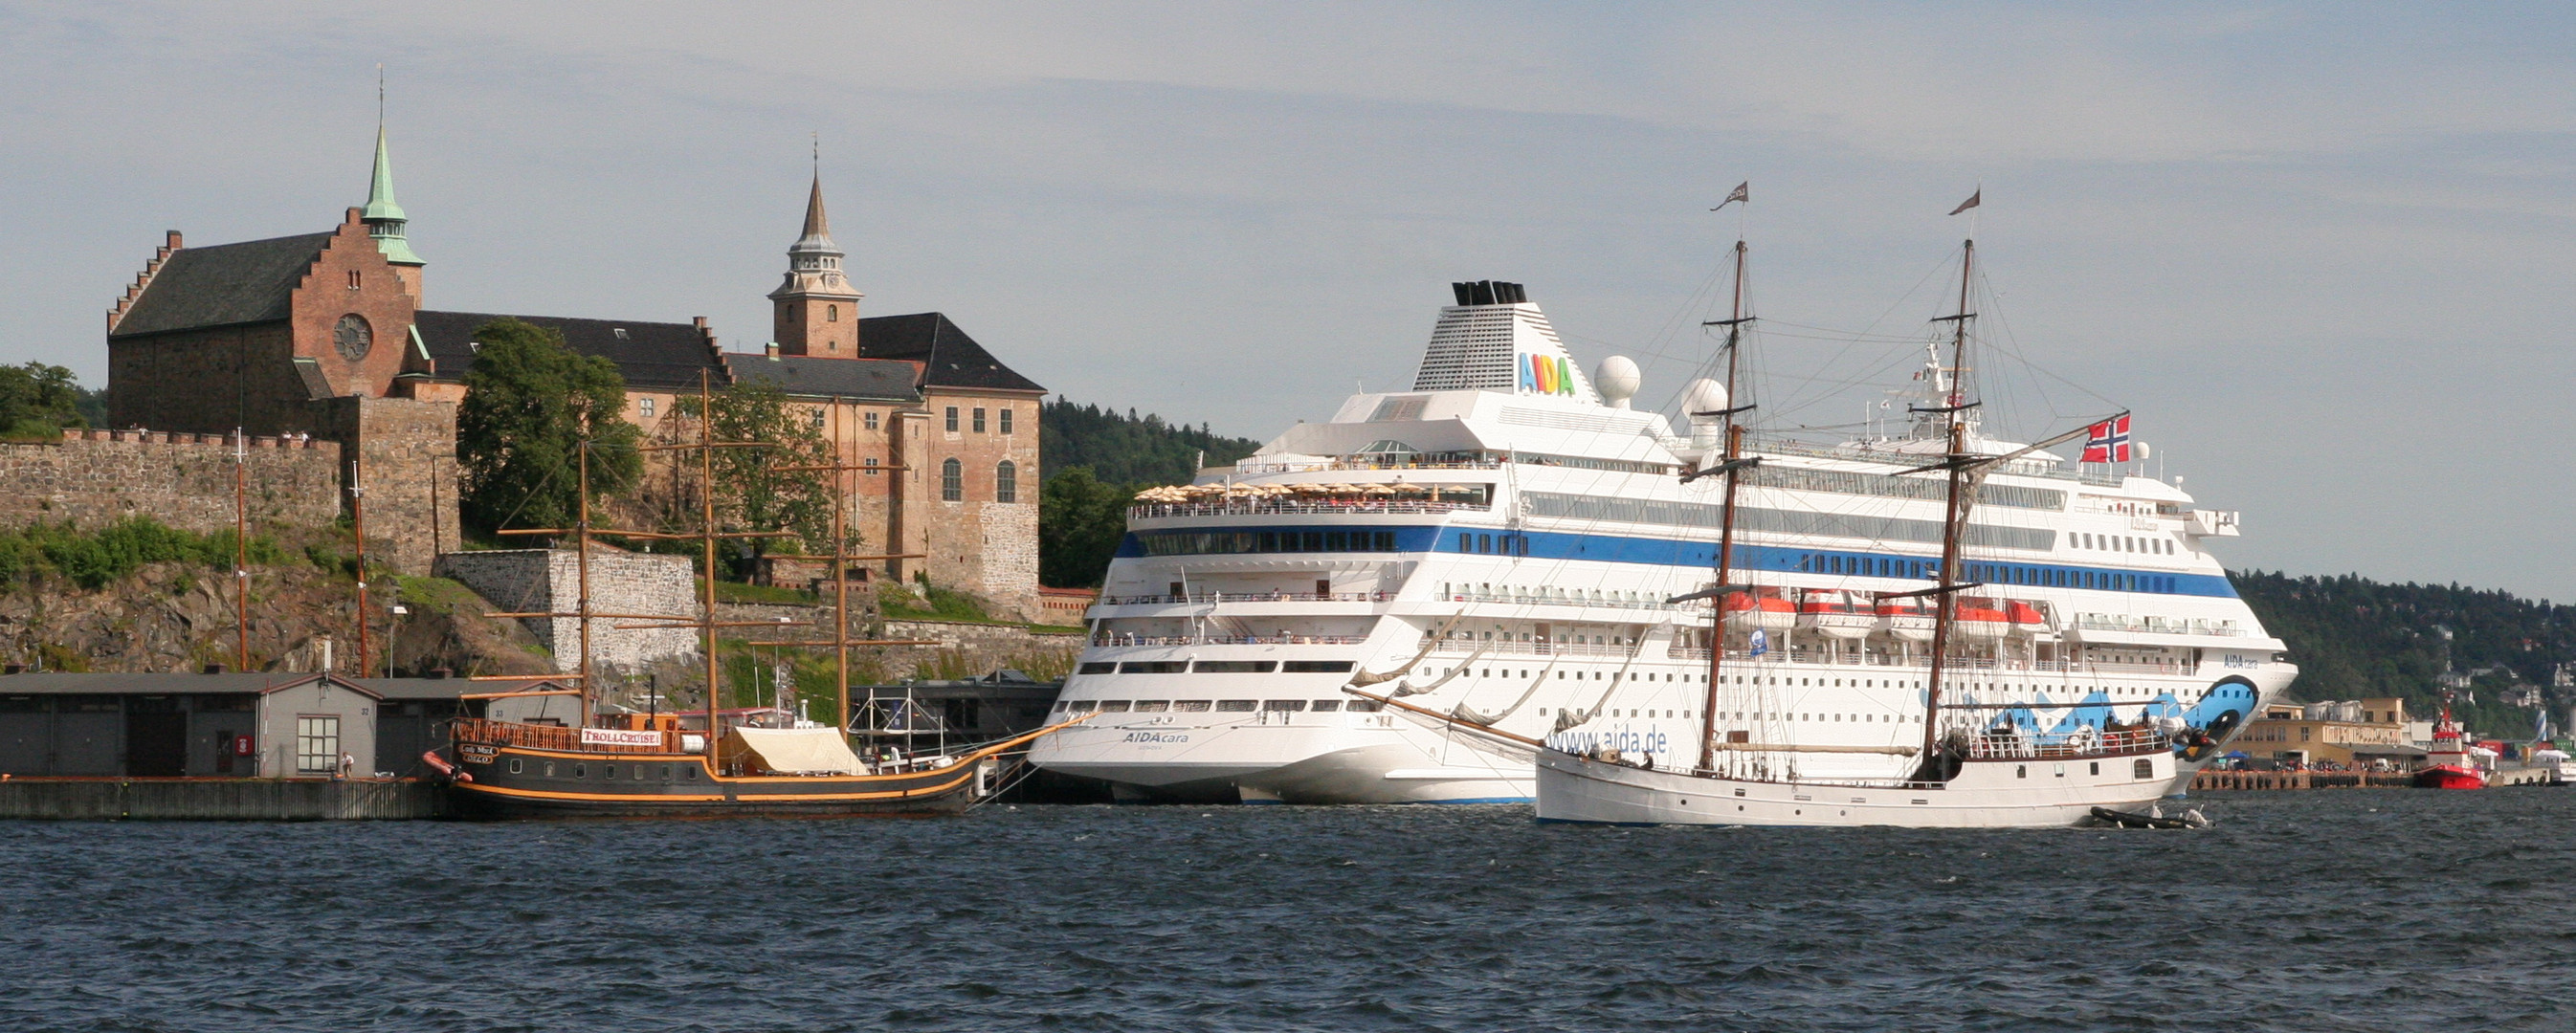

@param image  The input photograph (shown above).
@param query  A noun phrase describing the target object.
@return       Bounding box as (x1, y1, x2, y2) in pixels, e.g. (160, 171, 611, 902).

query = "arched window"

(827, 304, 839, 322)
(941, 458, 963, 501)
(995, 460, 1017, 503)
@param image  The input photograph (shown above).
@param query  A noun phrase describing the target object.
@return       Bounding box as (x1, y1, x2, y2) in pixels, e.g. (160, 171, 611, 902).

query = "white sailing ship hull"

(1538, 747, 2176, 828)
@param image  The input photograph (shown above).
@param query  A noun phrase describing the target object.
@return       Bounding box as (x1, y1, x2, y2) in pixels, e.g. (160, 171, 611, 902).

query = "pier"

(0, 778, 448, 820)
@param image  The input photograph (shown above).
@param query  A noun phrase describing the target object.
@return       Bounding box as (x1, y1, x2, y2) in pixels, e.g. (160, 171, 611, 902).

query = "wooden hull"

(444, 742, 994, 819)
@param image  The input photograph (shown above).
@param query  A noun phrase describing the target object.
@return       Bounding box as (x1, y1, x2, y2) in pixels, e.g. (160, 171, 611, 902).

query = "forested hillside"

(2234, 570, 2573, 736)
(1037, 400, 1262, 588)
(1039, 399, 1261, 487)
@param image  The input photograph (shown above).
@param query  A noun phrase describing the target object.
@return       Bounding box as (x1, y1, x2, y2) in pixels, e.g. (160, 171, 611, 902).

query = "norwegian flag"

(2082, 415, 2132, 463)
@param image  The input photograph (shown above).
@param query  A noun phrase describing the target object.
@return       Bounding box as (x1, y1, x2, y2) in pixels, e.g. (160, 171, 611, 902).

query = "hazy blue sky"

(5, 4, 2572, 600)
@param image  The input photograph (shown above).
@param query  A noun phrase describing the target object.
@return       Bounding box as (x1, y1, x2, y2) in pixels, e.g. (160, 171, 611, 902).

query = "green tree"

(455, 319, 642, 534)
(1038, 396, 1260, 485)
(1038, 466, 1140, 588)
(0, 363, 90, 439)
(671, 379, 839, 574)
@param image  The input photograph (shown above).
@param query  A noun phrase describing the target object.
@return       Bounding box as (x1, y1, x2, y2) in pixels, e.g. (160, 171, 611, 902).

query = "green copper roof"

(364, 126, 406, 221)
(364, 125, 424, 265)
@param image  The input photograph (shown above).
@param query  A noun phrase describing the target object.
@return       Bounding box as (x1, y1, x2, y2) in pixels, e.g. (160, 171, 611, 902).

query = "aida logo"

(1521, 354, 1575, 396)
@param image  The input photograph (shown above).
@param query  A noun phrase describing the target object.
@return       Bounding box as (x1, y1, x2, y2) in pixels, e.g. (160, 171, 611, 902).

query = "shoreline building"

(102, 131, 1042, 614)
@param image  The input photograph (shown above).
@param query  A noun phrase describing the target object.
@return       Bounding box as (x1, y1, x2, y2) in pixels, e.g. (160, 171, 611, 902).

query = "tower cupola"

(769, 174, 863, 357)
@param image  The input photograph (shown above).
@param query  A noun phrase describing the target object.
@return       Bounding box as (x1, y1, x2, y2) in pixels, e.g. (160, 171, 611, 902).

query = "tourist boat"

(1032, 208, 2291, 807)
(2412, 696, 2485, 789)
(430, 375, 1085, 818)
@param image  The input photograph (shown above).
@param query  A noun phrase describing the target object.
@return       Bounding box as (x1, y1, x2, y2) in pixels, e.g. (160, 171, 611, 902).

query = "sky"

(5, 3, 2573, 601)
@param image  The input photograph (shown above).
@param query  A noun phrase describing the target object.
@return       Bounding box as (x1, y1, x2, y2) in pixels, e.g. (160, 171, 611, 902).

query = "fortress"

(85, 129, 1044, 616)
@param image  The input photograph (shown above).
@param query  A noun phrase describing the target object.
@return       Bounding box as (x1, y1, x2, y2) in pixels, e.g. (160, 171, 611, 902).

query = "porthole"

(682, 767, 698, 780)
(604, 764, 616, 780)
(544, 761, 556, 778)
(574, 763, 588, 779)
(507, 758, 522, 774)
(661, 766, 674, 781)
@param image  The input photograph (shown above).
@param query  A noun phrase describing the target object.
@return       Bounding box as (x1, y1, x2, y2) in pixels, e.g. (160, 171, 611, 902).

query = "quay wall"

(0, 778, 447, 820)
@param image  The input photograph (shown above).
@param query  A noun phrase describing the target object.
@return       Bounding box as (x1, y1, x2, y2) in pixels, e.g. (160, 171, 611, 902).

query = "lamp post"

(388, 604, 408, 677)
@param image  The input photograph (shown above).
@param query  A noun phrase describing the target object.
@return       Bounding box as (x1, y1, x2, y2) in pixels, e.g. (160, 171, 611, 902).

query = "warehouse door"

(126, 712, 187, 777)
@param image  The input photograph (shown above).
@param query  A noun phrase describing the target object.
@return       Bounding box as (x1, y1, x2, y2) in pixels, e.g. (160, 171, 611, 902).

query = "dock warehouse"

(0, 671, 562, 780)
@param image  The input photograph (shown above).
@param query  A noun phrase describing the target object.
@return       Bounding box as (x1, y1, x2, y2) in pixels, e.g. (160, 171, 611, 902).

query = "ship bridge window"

(1194, 660, 1277, 673)
(1311, 700, 1342, 712)
(1067, 700, 1097, 714)
(1096, 701, 1132, 713)
(1171, 700, 1213, 713)
(1263, 700, 1306, 712)
(1282, 660, 1356, 673)
(1346, 700, 1383, 713)
(1077, 662, 1117, 675)
(1215, 700, 1258, 712)
(1133, 701, 1171, 712)
(1120, 661, 1188, 673)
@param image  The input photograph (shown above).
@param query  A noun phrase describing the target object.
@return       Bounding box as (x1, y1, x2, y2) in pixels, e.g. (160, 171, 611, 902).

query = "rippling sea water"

(6, 789, 2574, 1032)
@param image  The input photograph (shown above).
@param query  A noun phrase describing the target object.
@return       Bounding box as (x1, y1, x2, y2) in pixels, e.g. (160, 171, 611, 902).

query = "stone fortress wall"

(0, 429, 342, 534)
(434, 549, 700, 672)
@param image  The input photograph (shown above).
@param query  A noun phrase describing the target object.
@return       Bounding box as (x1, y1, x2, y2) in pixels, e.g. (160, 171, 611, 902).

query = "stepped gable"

(856, 312, 1044, 393)
(412, 310, 726, 391)
(108, 232, 337, 338)
(725, 352, 922, 403)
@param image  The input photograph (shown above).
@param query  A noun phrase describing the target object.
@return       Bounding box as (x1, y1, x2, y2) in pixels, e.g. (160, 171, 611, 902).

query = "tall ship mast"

(1033, 193, 2291, 814)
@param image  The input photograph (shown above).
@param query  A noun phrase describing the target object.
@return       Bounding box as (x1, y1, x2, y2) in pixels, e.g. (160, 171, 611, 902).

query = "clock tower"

(768, 176, 862, 358)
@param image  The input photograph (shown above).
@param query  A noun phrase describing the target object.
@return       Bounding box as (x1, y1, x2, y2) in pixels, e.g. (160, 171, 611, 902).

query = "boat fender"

(422, 751, 472, 783)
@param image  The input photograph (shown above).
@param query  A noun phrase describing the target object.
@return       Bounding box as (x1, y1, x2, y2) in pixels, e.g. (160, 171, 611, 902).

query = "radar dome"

(1683, 378, 1729, 420)
(1594, 356, 1641, 409)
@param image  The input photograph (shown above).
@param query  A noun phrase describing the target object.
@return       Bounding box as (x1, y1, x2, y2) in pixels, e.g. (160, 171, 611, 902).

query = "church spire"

(789, 173, 839, 264)
(363, 116, 423, 267)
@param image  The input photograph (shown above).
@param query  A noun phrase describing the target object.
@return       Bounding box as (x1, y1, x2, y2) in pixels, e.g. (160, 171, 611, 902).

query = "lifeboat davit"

(1722, 587, 1798, 632)
(2006, 600, 2050, 635)
(1798, 589, 1876, 640)
(1953, 597, 2010, 640)
(1876, 594, 1935, 643)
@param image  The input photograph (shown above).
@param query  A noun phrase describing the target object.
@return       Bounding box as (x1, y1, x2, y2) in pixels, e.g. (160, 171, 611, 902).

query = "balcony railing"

(2074, 614, 2246, 638)
(1663, 648, 2188, 676)
(1099, 591, 1392, 606)
(451, 717, 680, 755)
(1427, 638, 1641, 659)
(1088, 633, 1371, 648)
(1966, 728, 2171, 759)
(1436, 590, 1683, 612)
(1128, 499, 1488, 519)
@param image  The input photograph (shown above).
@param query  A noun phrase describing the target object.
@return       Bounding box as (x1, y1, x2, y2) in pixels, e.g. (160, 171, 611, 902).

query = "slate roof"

(413, 311, 728, 392)
(858, 313, 1044, 393)
(110, 232, 336, 338)
(724, 353, 922, 403)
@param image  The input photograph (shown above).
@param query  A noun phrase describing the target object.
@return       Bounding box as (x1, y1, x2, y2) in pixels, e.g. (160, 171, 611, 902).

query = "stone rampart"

(0, 430, 340, 533)
(433, 549, 699, 672)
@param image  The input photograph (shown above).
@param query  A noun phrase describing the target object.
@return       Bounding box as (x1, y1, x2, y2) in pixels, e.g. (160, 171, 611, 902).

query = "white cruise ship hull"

(1032, 280, 2295, 807)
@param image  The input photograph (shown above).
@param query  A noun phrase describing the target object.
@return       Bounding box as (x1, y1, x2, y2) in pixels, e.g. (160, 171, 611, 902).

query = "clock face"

(334, 314, 372, 362)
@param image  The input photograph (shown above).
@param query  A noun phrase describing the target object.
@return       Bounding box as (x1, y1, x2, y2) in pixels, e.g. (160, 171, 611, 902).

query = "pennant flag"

(1711, 181, 1749, 211)
(1949, 188, 1981, 215)
(2081, 415, 2132, 463)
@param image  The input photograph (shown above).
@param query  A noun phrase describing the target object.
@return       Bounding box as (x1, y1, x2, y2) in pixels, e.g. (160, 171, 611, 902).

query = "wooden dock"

(2192, 767, 2567, 790)
(2190, 770, 2413, 790)
(0, 778, 449, 820)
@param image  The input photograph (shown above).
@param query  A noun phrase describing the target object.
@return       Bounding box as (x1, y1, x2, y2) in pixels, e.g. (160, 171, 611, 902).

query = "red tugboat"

(2413, 693, 2486, 789)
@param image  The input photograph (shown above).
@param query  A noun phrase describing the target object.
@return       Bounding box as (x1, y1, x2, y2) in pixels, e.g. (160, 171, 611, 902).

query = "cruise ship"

(1031, 275, 2290, 805)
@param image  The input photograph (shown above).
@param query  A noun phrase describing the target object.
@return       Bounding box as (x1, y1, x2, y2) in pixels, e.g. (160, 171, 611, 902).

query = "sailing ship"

(2412, 694, 2485, 790)
(431, 374, 1082, 818)
(1525, 193, 2294, 826)
(1033, 196, 2287, 809)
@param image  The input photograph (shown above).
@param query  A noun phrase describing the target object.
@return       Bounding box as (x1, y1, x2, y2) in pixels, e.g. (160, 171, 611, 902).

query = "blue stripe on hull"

(1118, 526, 2238, 599)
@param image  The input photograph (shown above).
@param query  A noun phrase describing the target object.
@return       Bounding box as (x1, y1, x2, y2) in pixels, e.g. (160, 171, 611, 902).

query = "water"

(5, 789, 2572, 1032)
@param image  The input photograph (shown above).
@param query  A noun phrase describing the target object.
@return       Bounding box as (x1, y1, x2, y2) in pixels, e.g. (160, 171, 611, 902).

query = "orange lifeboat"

(1798, 589, 1875, 639)
(1953, 596, 2010, 640)
(1722, 586, 1798, 632)
(1876, 594, 1935, 643)
(2005, 600, 2050, 635)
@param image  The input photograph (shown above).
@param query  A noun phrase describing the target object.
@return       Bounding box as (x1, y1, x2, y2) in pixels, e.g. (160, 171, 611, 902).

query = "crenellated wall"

(0, 430, 341, 533)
